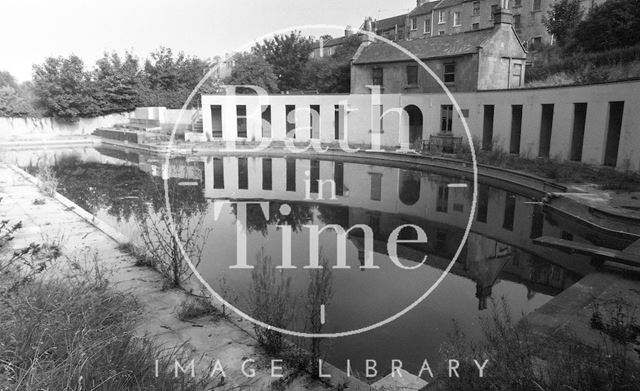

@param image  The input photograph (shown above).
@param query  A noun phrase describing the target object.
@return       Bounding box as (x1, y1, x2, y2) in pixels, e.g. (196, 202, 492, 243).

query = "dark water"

(8, 146, 615, 377)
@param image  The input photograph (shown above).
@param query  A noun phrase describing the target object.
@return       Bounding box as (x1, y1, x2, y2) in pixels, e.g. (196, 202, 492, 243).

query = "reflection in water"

(17, 146, 624, 377)
(399, 170, 421, 206)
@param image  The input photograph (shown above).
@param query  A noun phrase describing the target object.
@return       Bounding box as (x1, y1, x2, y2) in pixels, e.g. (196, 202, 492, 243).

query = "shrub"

(525, 44, 640, 84)
(248, 252, 295, 354)
(35, 165, 58, 197)
(176, 294, 221, 321)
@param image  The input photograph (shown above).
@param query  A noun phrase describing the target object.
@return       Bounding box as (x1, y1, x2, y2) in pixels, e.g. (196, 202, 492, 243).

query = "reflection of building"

(351, 9, 526, 93)
(198, 154, 594, 306)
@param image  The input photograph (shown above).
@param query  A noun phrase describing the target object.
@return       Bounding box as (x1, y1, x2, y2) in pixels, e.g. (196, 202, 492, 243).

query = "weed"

(248, 251, 295, 354)
(176, 294, 221, 321)
(440, 298, 640, 391)
(35, 165, 58, 197)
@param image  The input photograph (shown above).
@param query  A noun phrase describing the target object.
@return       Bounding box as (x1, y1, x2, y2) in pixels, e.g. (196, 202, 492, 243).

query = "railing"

(423, 134, 463, 153)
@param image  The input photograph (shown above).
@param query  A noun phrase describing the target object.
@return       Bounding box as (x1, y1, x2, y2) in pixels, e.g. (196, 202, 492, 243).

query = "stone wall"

(0, 112, 132, 138)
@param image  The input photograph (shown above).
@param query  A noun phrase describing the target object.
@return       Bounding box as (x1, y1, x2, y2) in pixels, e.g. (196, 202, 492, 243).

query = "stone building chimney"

(416, 0, 430, 6)
(345, 25, 353, 36)
(364, 17, 373, 32)
(493, 7, 513, 26)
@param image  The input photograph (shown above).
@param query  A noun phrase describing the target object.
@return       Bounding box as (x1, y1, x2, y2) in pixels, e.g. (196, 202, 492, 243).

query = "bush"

(525, 44, 640, 84)
(569, 0, 640, 53)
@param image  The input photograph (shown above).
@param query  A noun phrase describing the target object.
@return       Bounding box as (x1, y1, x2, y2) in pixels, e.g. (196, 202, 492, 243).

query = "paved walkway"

(0, 164, 365, 390)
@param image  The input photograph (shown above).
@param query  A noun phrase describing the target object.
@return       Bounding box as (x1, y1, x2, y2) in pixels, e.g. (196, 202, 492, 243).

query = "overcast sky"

(1, 0, 418, 82)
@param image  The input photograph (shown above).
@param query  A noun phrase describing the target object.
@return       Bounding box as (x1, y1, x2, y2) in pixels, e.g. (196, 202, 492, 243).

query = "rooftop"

(353, 27, 495, 64)
(374, 14, 407, 31)
(409, 1, 441, 16)
(433, 0, 465, 10)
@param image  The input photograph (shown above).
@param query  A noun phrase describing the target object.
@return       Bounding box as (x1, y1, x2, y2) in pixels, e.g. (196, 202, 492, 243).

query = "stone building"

(350, 8, 526, 94)
(407, 0, 440, 39)
(373, 14, 408, 42)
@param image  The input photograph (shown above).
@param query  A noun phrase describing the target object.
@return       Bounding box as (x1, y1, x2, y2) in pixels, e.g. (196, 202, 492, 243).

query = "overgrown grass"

(176, 295, 222, 321)
(526, 44, 640, 86)
(439, 299, 640, 391)
(456, 142, 640, 191)
(0, 262, 212, 390)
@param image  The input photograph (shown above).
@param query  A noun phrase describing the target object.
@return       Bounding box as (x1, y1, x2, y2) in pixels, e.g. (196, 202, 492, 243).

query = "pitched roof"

(313, 35, 350, 49)
(374, 14, 407, 31)
(352, 28, 495, 64)
(433, 0, 465, 9)
(408, 1, 440, 16)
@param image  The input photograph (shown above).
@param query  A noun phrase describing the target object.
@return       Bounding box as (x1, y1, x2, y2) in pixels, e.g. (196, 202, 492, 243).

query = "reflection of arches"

(404, 105, 423, 145)
(399, 169, 420, 205)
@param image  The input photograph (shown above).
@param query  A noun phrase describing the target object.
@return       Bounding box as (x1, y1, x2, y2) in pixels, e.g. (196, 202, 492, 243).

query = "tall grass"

(0, 267, 212, 390)
(35, 165, 58, 197)
(439, 299, 640, 391)
(526, 44, 640, 86)
(456, 144, 640, 191)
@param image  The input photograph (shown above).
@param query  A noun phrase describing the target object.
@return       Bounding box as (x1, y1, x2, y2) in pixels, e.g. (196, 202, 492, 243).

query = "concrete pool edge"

(3, 162, 373, 390)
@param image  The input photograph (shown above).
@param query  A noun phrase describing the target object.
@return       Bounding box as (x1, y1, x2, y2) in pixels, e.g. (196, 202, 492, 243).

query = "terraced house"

(351, 8, 526, 93)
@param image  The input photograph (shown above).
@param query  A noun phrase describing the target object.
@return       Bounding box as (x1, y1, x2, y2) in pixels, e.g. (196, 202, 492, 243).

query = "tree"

(94, 52, 142, 114)
(141, 47, 210, 108)
(223, 52, 279, 93)
(569, 0, 640, 53)
(32, 55, 99, 120)
(254, 32, 315, 92)
(302, 34, 363, 93)
(0, 70, 38, 117)
(544, 0, 583, 47)
(0, 70, 18, 89)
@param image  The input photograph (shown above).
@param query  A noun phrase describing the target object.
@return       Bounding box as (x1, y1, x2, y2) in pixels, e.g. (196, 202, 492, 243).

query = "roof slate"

(433, 0, 465, 9)
(408, 1, 440, 16)
(374, 14, 407, 31)
(353, 28, 495, 64)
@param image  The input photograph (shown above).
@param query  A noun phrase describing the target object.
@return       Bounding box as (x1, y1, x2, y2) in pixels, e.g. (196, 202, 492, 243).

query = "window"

(369, 173, 383, 201)
(533, 0, 541, 11)
(513, 14, 521, 30)
(512, 63, 522, 87)
(443, 63, 455, 83)
(490, 4, 499, 20)
(424, 18, 431, 34)
(472, 1, 480, 15)
(439, 30, 445, 35)
(406, 65, 418, 85)
(453, 11, 461, 26)
(530, 36, 542, 50)
(372, 67, 383, 86)
(503, 193, 516, 231)
(436, 185, 449, 212)
(410, 17, 418, 30)
(438, 10, 446, 24)
(514, 0, 522, 7)
(440, 105, 453, 132)
(472, 22, 480, 30)
(236, 105, 247, 138)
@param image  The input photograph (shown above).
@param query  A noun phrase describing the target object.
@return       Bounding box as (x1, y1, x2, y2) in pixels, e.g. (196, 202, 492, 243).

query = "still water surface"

(8, 146, 609, 377)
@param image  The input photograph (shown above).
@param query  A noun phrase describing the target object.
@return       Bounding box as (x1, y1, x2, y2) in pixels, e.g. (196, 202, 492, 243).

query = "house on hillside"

(351, 8, 526, 93)
(407, 0, 441, 39)
(374, 14, 408, 41)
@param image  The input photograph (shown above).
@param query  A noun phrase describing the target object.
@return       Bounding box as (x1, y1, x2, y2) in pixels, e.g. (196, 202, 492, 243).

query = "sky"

(1, 0, 418, 82)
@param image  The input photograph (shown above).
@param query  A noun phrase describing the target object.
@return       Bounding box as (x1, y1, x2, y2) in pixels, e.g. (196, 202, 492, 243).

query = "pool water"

(9, 146, 604, 377)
